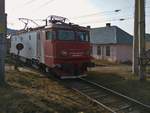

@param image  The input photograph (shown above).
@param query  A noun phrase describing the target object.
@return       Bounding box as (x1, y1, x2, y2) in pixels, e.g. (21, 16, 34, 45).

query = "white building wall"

(92, 44, 118, 62)
(92, 44, 98, 59)
(92, 44, 132, 63)
(116, 44, 132, 62)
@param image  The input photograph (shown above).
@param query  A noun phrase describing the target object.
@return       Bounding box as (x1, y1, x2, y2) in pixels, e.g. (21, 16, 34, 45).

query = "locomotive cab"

(43, 16, 92, 78)
(10, 15, 92, 79)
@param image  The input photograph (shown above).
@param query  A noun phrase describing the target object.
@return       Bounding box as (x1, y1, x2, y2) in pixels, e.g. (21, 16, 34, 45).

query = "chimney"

(106, 23, 111, 27)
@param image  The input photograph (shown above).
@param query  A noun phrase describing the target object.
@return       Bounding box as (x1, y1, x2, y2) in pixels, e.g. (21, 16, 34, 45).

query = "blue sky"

(6, 0, 150, 35)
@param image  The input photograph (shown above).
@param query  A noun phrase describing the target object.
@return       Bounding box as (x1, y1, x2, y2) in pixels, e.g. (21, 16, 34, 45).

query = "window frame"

(106, 46, 110, 56)
(45, 30, 56, 40)
(97, 46, 101, 55)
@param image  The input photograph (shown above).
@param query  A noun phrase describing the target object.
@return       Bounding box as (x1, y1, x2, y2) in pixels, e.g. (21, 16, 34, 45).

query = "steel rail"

(72, 88, 117, 113)
(80, 78, 150, 110)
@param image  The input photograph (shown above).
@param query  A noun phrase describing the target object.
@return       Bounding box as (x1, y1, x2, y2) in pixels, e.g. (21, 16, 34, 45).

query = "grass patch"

(0, 67, 103, 113)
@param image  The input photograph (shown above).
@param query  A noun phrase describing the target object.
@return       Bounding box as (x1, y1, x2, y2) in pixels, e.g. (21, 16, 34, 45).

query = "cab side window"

(46, 31, 55, 40)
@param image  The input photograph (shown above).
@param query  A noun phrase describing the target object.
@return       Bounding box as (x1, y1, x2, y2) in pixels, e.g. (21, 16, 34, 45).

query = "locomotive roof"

(12, 22, 90, 36)
(45, 23, 90, 31)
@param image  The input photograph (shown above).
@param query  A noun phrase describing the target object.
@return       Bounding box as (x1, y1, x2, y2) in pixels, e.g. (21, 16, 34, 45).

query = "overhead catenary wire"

(69, 9, 122, 19)
(7, 0, 150, 30)
(24, 0, 39, 5)
(69, 5, 150, 20)
(76, 14, 150, 26)
(39, 0, 55, 7)
(7, 13, 150, 28)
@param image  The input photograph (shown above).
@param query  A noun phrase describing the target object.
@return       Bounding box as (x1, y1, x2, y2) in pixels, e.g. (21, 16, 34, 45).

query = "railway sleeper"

(114, 104, 132, 112)
(86, 91, 103, 97)
(80, 88, 98, 93)
(76, 85, 94, 89)
(94, 94, 109, 99)
(103, 102, 133, 113)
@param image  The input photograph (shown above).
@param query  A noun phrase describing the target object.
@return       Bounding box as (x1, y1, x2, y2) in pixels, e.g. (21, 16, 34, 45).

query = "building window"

(106, 46, 110, 56)
(97, 46, 101, 55)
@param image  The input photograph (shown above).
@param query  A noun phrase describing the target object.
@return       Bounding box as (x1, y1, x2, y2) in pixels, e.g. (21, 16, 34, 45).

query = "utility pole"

(0, 0, 7, 84)
(138, 0, 146, 80)
(132, 0, 139, 75)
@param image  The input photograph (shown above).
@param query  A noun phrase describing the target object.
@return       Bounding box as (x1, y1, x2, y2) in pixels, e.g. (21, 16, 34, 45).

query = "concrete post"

(138, 0, 146, 80)
(132, 0, 139, 75)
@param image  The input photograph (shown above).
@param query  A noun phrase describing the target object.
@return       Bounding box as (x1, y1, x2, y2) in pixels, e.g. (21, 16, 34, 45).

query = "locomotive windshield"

(58, 29, 89, 42)
(58, 30, 75, 41)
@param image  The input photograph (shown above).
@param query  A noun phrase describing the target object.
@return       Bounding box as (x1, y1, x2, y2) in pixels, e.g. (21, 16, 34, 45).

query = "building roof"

(90, 25, 133, 45)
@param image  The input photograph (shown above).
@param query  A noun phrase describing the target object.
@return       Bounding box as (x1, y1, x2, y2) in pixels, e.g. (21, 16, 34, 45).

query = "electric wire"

(39, 0, 55, 7)
(24, 0, 39, 5)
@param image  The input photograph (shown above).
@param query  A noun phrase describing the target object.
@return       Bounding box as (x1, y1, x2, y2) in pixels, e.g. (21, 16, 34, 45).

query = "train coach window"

(76, 32, 89, 42)
(58, 30, 74, 41)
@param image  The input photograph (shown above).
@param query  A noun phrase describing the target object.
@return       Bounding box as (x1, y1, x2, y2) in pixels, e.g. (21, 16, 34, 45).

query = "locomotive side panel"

(10, 31, 39, 61)
(43, 30, 55, 67)
(39, 31, 46, 64)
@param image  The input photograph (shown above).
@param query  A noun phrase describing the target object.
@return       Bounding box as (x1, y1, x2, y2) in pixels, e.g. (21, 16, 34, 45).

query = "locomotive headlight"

(61, 50, 68, 57)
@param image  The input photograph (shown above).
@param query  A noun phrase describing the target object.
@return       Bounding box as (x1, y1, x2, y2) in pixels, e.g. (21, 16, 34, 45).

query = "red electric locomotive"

(10, 15, 92, 79)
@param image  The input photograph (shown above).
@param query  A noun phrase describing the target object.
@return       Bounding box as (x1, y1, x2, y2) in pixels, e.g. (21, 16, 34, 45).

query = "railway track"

(16, 65, 150, 113)
(67, 78, 150, 113)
